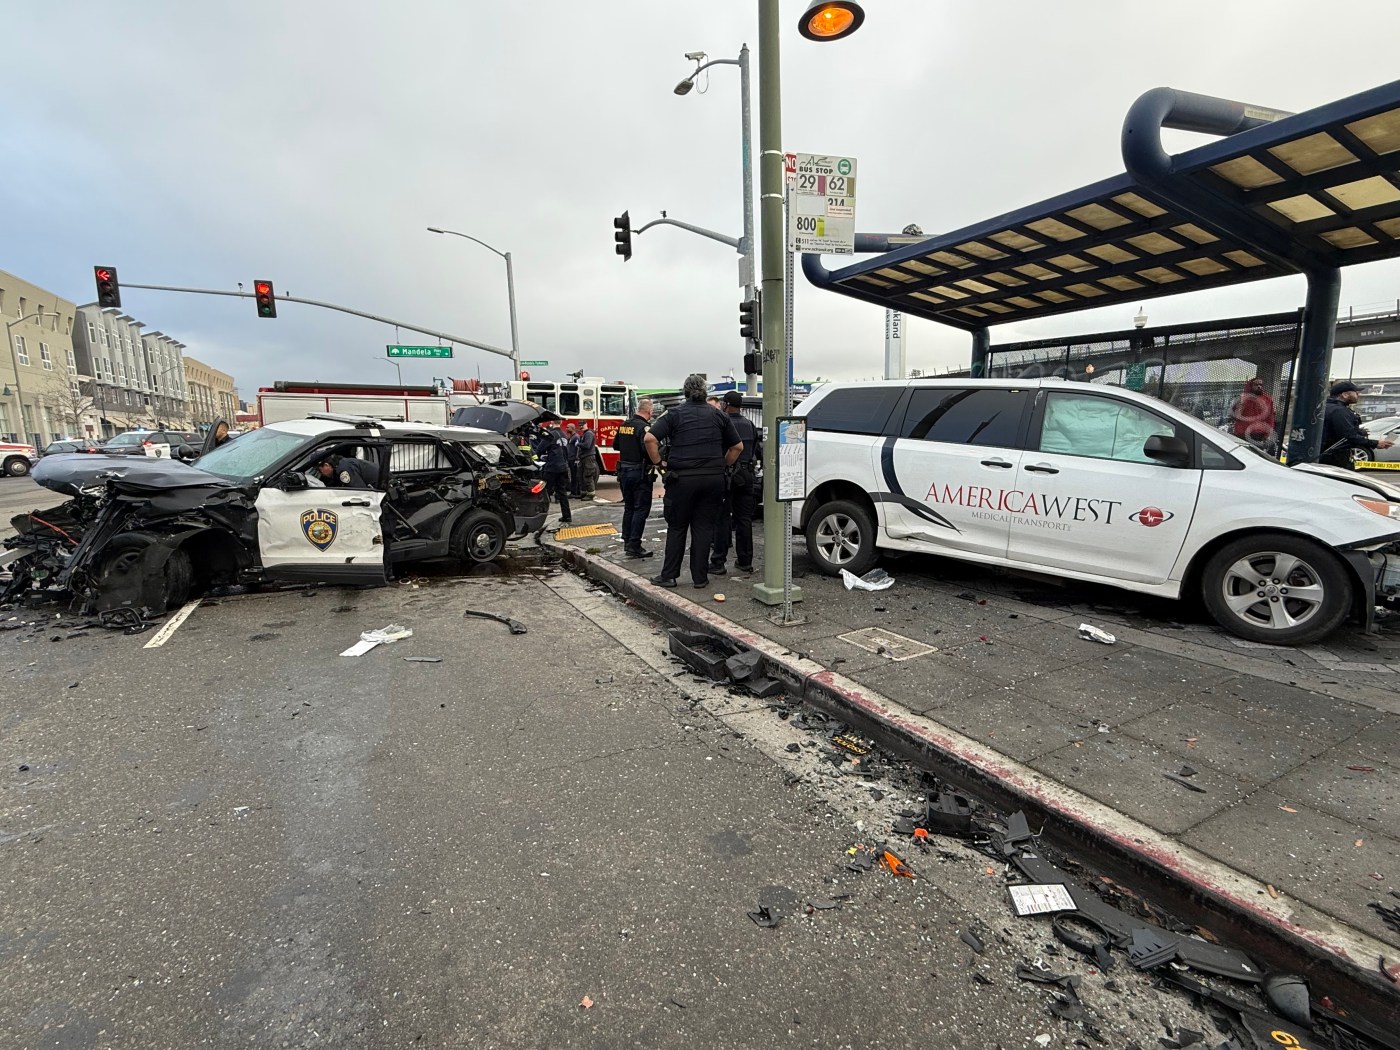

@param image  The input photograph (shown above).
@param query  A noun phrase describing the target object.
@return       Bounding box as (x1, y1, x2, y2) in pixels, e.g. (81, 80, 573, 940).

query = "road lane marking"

(143, 598, 203, 649)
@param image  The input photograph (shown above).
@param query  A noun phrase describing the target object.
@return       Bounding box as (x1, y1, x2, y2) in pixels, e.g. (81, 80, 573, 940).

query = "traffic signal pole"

(114, 282, 514, 360)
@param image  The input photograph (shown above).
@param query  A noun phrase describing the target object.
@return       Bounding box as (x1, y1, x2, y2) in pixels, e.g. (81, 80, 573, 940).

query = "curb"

(545, 537, 1400, 1023)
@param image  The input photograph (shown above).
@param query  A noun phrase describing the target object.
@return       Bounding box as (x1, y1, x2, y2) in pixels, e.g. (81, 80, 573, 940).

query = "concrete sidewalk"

(545, 494, 1400, 1009)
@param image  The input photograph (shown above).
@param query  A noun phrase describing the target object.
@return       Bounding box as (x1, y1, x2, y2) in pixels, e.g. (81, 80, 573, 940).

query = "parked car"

(98, 430, 202, 459)
(40, 439, 102, 457)
(794, 378, 1400, 645)
(0, 441, 38, 477)
(2, 415, 548, 615)
(1359, 415, 1400, 467)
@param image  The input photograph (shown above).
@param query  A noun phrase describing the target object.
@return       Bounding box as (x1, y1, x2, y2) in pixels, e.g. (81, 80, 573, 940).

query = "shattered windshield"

(194, 427, 313, 481)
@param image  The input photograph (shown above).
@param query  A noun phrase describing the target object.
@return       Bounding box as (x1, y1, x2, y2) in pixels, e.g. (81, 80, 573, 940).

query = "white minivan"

(796, 378, 1400, 645)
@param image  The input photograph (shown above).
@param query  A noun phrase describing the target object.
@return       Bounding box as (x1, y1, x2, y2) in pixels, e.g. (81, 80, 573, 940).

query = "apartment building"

(72, 306, 189, 435)
(0, 268, 81, 445)
(183, 356, 239, 426)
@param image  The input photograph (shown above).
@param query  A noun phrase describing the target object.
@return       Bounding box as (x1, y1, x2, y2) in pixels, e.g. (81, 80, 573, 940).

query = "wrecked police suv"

(1, 414, 549, 617)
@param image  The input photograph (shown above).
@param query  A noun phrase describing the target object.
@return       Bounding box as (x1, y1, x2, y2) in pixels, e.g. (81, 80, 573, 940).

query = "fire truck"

(507, 375, 637, 473)
(257, 380, 496, 426)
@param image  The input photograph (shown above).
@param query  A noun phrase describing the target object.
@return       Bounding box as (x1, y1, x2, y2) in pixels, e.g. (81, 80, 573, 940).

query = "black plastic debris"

(403, 656, 442, 663)
(1369, 898, 1400, 934)
(922, 791, 974, 836)
(462, 608, 527, 634)
(808, 897, 842, 911)
(668, 629, 779, 697)
(1163, 771, 1207, 793)
(847, 853, 875, 873)
(1053, 913, 1114, 958)
(1261, 974, 1311, 1027)
(747, 905, 780, 928)
(784, 743, 801, 753)
(1127, 927, 1179, 970)
(960, 930, 986, 954)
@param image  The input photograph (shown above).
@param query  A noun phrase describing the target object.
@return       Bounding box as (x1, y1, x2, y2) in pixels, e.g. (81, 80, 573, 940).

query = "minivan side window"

(1038, 392, 1178, 464)
(804, 387, 904, 435)
(900, 387, 1029, 447)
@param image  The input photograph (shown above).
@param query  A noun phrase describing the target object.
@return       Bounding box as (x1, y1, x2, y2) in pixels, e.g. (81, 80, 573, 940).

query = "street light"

(752, 0, 865, 612)
(798, 1, 866, 41)
(426, 227, 521, 379)
(374, 356, 404, 386)
(673, 45, 757, 393)
(4, 309, 52, 445)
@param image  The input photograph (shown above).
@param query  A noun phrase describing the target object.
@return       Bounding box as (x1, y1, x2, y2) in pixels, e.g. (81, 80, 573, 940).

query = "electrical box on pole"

(613, 212, 632, 261)
(94, 266, 121, 308)
(254, 280, 277, 318)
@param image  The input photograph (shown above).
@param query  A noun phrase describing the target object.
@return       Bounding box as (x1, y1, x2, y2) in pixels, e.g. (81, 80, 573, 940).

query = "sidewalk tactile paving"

(836, 627, 936, 662)
(554, 523, 618, 541)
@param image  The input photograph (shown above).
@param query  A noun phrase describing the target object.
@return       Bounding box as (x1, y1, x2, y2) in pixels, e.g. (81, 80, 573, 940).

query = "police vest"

(614, 415, 648, 465)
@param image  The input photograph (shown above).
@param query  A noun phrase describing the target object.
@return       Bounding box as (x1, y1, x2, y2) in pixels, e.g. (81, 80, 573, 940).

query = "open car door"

(254, 444, 389, 585)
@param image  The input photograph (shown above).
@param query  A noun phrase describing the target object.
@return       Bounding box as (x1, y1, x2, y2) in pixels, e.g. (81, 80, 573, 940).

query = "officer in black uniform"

(643, 375, 743, 588)
(613, 398, 656, 558)
(317, 452, 380, 488)
(1321, 380, 1393, 468)
(710, 390, 761, 574)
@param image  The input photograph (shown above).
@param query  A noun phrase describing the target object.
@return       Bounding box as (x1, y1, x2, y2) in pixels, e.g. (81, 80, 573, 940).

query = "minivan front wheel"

(804, 499, 877, 577)
(1200, 533, 1350, 645)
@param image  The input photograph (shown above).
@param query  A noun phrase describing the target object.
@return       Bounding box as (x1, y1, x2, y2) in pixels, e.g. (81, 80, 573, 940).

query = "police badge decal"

(300, 508, 339, 551)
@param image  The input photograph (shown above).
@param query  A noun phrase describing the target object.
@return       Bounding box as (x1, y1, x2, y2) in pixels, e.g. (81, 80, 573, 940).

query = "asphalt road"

(0, 475, 47, 534)
(0, 557, 1228, 1049)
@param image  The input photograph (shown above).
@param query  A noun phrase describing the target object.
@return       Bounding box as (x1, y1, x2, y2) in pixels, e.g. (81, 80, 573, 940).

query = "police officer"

(613, 398, 655, 558)
(643, 375, 743, 588)
(532, 425, 573, 524)
(710, 390, 761, 575)
(1321, 381, 1393, 468)
(317, 452, 380, 488)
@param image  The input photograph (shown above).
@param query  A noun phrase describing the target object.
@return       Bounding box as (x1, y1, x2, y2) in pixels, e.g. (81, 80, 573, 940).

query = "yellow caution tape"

(1356, 461, 1400, 471)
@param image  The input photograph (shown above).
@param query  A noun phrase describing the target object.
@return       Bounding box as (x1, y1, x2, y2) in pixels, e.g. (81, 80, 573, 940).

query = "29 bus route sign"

(785, 152, 856, 255)
(386, 345, 453, 359)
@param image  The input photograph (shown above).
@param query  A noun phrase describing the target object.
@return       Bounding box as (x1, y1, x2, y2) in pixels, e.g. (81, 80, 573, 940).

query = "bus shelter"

(803, 79, 1400, 463)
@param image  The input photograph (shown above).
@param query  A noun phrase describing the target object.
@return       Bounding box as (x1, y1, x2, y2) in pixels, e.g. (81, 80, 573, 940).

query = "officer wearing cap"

(613, 398, 655, 558)
(1321, 381, 1393, 469)
(643, 375, 743, 588)
(317, 452, 380, 488)
(710, 391, 761, 575)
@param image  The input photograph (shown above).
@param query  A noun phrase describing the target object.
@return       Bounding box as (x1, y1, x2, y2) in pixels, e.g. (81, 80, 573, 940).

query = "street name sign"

(387, 345, 453, 359)
(519, 360, 550, 366)
(786, 152, 857, 254)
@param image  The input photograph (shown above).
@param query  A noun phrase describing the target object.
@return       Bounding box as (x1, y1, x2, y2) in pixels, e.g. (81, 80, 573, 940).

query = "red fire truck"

(506, 376, 637, 473)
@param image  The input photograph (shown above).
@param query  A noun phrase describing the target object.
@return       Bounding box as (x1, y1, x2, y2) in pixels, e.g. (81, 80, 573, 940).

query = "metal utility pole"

(427, 228, 522, 379)
(753, 0, 795, 607)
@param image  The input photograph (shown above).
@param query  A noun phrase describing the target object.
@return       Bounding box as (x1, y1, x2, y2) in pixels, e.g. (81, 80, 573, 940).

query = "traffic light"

(94, 266, 121, 308)
(743, 352, 760, 376)
(613, 211, 632, 261)
(253, 279, 277, 318)
(519, 370, 530, 381)
(739, 297, 761, 342)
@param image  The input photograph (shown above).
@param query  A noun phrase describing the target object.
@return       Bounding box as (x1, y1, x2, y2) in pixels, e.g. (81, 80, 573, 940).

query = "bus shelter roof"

(805, 80, 1400, 333)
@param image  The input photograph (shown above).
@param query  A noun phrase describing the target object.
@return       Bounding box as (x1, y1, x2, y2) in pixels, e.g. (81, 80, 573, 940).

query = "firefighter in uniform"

(643, 375, 743, 588)
(613, 398, 656, 558)
(710, 390, 761, 574)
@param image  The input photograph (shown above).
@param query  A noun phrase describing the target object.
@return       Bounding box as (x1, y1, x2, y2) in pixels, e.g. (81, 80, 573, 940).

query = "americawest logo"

(926, 483, 1124, 524)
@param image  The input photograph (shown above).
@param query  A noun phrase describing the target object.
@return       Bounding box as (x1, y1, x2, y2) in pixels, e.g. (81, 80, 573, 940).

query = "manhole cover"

(554, 523, 618, 541)
(837, 627, 937, 661)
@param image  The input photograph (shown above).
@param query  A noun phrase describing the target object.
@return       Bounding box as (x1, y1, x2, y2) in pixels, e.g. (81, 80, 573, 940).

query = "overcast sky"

(5, 1, 1400, 396)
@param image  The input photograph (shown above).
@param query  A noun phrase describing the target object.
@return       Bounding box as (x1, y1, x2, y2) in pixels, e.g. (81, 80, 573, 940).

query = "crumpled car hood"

(32, 453, 238, 497)
(450, 399, 562, 434)
(1292, 462, 1400, 501)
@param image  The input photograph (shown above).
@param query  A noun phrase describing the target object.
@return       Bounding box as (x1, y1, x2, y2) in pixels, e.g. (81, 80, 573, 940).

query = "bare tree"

(40, 372, 95, 438)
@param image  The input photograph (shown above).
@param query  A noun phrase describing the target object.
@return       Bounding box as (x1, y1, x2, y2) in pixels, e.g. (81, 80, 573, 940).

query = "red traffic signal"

(94, 266, 121, 308)
(519, 370, 531, 381)
(254, 279, 277, 318)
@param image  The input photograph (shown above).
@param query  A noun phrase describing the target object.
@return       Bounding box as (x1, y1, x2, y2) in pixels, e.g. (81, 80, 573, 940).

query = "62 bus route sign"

(785, 153, 856, 254)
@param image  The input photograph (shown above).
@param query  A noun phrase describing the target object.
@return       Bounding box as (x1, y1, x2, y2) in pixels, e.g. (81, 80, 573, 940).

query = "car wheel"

(452, 509, 508, 564)
(804, 498, 877, 577)
(4, 456, 30, 477)
(95, 535, 191, 611)
(1200, 533, 1351, 645)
